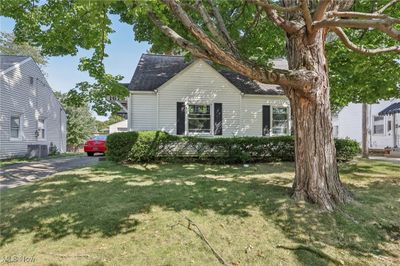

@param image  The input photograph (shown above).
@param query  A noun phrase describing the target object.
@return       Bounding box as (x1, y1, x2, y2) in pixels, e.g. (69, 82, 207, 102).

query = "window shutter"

(176, 102, 185, 135)
(262, 105, 271, 136)
(214, 103, 223, 135)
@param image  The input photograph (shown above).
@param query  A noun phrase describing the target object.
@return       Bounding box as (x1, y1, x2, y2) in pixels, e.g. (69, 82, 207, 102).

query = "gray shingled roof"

(128, 54, 286, 95)
(0, 55, 30, 72)
(378, 102, 400, 116)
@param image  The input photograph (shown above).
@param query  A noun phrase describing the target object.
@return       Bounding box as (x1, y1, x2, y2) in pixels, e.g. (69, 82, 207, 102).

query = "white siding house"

(127, 54, 290, 137)
(332, 99, 400, 149)
(0, 55, 67, 159)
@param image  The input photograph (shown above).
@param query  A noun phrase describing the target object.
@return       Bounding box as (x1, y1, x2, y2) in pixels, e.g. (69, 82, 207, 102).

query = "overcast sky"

(0, 15, 150, 121)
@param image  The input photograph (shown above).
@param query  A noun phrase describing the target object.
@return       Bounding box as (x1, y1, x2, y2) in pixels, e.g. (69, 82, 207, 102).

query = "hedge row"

(106, 131, 360, 164)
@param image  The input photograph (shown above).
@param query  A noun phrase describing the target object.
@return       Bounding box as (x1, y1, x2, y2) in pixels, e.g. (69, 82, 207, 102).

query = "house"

(332, 99, 400, 149)
(126, 54, 291, 137)
(109, 120, 128, 134)
(0, 55, 67, 158)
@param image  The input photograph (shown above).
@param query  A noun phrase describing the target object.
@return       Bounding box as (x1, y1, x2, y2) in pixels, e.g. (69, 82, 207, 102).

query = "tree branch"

(313, 18, 400, 41)
(314, 0, 333, 21)
(332, 27, 400, 54)
(151, 0, 317, 88)
(377, 0, 399, 14)
(206, 0, 238, 53)
(247, 0, 301, 13)
(148, 12, 210, 59)
(300, 0, 313, 35)
(247, 0, 302, 33)
(195, 0, 227, 48)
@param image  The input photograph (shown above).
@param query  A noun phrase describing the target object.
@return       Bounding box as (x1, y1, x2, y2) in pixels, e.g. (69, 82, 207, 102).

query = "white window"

(10, 115, 21, 139)
(188, 104, 211, 133)
(373, 116, 384, 135)
(272, 107, 289, 135)
(38, 119, 45, 139)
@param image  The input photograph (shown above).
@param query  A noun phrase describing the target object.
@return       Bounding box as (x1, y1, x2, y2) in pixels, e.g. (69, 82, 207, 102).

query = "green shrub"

(106, 131, 359, 163)
(335, 138, 361, 162)
(106, 132, 139, 162)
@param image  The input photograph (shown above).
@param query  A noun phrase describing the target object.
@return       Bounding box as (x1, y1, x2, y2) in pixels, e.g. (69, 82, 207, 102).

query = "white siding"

(241, 95, 290, 136)
(332, 99, 399, 149)
(0, 59, 67, 159)
(157, 60, 242, 136)
(131, 93, 157, 131)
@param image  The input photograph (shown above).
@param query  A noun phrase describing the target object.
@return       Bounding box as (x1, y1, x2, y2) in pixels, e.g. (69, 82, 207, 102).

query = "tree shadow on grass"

(0, 161, 399, 264)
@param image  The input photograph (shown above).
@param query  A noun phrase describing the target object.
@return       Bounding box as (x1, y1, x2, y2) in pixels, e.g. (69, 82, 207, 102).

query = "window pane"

(272, 107, 288, 136)
(373, 125, 384, 134)
(38, 119, 44, 129)
(11, 129, 19, 138)
(188, 104, 211, 133)
(273, 107, 287, 115)
(11, 116, 20, 128)
(272, 114, 287, 121)
(374, 116, 384, 122)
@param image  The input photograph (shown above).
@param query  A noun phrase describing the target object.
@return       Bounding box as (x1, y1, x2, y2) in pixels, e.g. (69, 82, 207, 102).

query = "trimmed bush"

(335, 138, 361, 162)
(106, 131, 360, 163)
(106, 132, 139, 162)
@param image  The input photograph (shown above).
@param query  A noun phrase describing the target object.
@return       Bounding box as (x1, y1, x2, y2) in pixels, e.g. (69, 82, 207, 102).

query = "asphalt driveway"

(0, 155, 99, 190)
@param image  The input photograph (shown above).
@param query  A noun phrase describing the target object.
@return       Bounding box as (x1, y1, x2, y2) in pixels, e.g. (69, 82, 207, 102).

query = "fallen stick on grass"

(276, 244, 344, 265)
(170, 217, 230, 266)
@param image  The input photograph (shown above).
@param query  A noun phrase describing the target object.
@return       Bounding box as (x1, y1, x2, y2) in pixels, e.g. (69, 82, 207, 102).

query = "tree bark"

(285, 29, 353, 211)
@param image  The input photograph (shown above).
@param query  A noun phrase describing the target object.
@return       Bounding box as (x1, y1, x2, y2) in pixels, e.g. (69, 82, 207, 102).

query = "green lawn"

(0, 159, 399, 265)
(0, 152, 83, 167)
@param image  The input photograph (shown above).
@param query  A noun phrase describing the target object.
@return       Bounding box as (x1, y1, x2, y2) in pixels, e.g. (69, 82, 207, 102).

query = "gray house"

(0, 55, 67, 159)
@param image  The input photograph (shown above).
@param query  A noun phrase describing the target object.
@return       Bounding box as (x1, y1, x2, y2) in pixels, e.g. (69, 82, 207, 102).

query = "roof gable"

(128, 54, 286, 95)
(0, 55, 31, 74)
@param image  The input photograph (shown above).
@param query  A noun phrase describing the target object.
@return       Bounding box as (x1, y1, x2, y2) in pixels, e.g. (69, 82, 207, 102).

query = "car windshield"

(91, 135, 107, 141)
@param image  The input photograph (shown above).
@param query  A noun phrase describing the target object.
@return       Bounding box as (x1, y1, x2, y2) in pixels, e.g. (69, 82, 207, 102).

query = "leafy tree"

(2, 0, 399, 210)
(55, 92, 97, 151)
(0, 32, 47, 65)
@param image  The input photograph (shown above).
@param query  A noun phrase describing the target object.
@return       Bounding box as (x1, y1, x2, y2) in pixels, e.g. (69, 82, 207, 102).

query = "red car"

(84, 135, 107, 156)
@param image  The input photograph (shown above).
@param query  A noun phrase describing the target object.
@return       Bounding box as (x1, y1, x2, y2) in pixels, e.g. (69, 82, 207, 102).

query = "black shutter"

(176, 102, 185, 135)
(214, 103, 223, 135)
(262, 105, 271, 136)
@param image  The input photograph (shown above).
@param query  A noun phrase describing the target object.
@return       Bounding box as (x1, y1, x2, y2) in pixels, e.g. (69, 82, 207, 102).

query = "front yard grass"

(0, 159, 399, 265)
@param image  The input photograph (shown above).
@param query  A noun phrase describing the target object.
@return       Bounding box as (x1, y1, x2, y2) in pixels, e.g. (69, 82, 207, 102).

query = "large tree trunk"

(285, 29, 353, 211)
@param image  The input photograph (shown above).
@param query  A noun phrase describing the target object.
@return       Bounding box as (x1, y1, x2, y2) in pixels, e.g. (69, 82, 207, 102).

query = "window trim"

(10, 114, 22, 141)
(271, 106, 289, 136)
(185, 103, 213, 136)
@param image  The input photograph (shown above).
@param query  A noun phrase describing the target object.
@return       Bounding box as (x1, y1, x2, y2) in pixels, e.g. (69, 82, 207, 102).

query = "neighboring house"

(332, 99, 400, 149)
(0, 55, 67, 158)
(109, 119, 128, 134)
(126, 54, 291, 137)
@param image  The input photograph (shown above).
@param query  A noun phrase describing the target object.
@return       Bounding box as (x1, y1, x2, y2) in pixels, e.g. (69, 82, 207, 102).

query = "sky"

(0, 15, 150, 121)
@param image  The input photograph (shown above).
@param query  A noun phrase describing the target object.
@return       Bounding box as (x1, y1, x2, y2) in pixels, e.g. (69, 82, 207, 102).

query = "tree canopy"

(0, 31, 47, 66)
(1, 0, 398, 113)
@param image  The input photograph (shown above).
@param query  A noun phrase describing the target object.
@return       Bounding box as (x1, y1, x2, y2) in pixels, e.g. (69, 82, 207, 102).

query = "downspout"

(393, 113, 397, 148)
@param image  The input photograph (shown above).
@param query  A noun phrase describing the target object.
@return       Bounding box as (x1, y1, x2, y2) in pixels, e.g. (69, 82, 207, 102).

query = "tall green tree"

(0, 32, 47, 65)
(55, 92, 97, 151)
(2, 0, 399, 210)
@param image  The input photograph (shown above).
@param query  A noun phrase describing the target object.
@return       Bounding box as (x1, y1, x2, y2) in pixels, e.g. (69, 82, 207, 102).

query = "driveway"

(0, 155, 99, 190)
